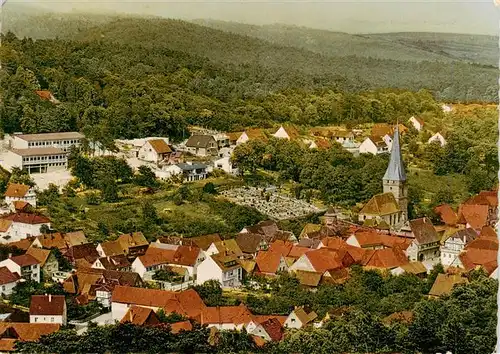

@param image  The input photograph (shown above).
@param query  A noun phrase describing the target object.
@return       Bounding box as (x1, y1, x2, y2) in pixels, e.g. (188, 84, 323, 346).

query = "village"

(0, 98, 494, 350)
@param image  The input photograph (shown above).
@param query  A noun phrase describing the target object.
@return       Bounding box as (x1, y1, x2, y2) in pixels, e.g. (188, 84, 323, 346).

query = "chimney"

(7, 253, 11, 259)
(48, 294, 52, 302)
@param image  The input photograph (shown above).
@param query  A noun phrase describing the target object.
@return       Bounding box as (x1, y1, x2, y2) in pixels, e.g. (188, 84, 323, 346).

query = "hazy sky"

(6, 0, 499, 35)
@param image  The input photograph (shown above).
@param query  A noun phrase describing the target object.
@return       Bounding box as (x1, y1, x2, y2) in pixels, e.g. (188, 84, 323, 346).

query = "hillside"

(68, 18, 496, 102)
(191, 20, 498, 67)
(1, 11, 497, 102)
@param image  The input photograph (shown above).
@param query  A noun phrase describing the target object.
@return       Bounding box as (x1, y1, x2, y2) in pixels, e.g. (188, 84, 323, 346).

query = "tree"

(134, 165, 159, 188)
(9, 167, 35, 187)
(202, 182, 217, 195)
(192, 280, 225, 306)
(100, 177, 119, 203)
(142, 202, 159, 226)
(37, 183, 60, 206)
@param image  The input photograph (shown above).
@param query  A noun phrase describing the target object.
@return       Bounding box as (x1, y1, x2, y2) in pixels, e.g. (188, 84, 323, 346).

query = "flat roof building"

(11, 132, 84, 151)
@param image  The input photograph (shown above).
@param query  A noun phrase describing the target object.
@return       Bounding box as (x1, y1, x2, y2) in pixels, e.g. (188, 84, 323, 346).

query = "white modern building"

(3, 148, 68, 174)
(214, 157, 238, 175)
(10, 132, 84, 151)
(158, 162, 208, 182)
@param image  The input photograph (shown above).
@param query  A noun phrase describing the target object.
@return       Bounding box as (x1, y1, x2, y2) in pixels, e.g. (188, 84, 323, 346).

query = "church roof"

(383, 125, 406, 182)
(359, 193, 400, 216)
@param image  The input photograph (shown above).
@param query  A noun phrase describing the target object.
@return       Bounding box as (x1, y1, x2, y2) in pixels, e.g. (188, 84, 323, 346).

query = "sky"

(5, 0, 499, 35)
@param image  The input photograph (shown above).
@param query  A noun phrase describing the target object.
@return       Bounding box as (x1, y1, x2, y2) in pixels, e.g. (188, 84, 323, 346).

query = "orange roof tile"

(255, 251, 284, 275)
(0, 323, 60, 341)
(479, 226, 497, 238)
(26, 247, 51, 267)
(29, 295, 65, 316)
(268, 240, 294, 257)
(458, 204, 489, 230)
(260, 317, 284, 342)
(434, 204, 458, 225)
(3, 213, 50, 225)
(112, 286, 205, 320)
(200, 304, 253, 325)
(0, 267, 20, 285)
(148, 139, 172, 154)
(120, 305, 160, 326)
(4, 184, 30, 198)
(363, 247, 409, 269)
(305, 248, 343, 273)
(170, 320, 193, 334)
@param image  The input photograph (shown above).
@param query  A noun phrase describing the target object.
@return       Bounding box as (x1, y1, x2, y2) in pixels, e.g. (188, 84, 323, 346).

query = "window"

(51, 317, 54, 323)
(34, 317, 37, 322)
(1, 286, 4, 291)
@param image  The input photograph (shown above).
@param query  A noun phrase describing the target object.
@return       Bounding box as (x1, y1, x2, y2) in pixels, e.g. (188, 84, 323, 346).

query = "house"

(29, 295, 67, 325)
(200, 304, 254, 330)
(346, 231, 410, 250)
(249, 317, 284, 343)
(462, 190, 498, 224)
(92, 255, 131, 272)
(434, 204, 458, 226)
(131, 244, 203, 278)
(235, 129, 268, 145)
(3, 148, 68, 174)
(428, 133, 447, 147)
(390, 262, 428, 277)
(185, 135, 218, 156)
(240, 220, 296, 243)
(289, 248, 354, 274)
(284, 306, 317, 329)
(170, 320, 193, 334)
(187, 234, 222, 251)
(358, 193, 402, 227)
(292, 270, 323, 288)
(359, 136, 389, 155)
(120, 305, 161, 326)
(161, 162, 208, 182)
(408, 116, 424, 131)
(111, 285, 206, 322)
(235, 233, 267, 256)
(4, 183, 37, 208)
(0, 323, 60, 351)
(331, 130, 354, 144)
(405, 218, 441, 262)
(440, 228, 477, 266)
(206, 239, 243, 258)
(428, 273, 468, 298)
(35, 231, 87, 253)
(34, 90, 60, 104)
(363, 247, 409, 270)
(196, 253, 242, 288)
(96, 232, 148, 259)
(65, 243, 100, 268)
(273, 125, 300, 141)
(26, 247, 59, 279)
(138, 139, 172, 163)
(63, 268, 143, 307)
(450, 236, 498, 272)
(254, 251, 288, 276)
(0, 213, 51, 244)
(227, 132, 243, 146)
(214, 157, 238, 175)
(0, 267, 21, 296)
(457, 204, 489, 230)
(0, 254, 40, 282)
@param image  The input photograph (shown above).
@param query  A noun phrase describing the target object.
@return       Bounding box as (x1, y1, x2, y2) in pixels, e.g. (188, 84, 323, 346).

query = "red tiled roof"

(120, 305, 160, 326)
(459, 249, 497, 271)
(434, 204, 458, 225)
(200, 304, 253, 325)
(4, 184, 30, 198)
(148, 139, 172, 154)
(13, 201, 31, 212)
(0, 267, 20, 285)
(3, 213, 50, 225)
(464, 191, 498, 207)
(34, 90, 54, 101)
(0, 323, 60, 341)
(351, 231, 410, 249)
(479, 226, 497, 238)
(268, 240, 293, 257)
(287, 246, 310, 259)
(465, 237, 498, 251)
(112, 286, 205, 320)
(363, 247, 409, 269)
(255, 251, 284, 275)
(29, 295, 65, 316)
(170, 320, 193, 334)
(9, 254, 39, 267)
(305, 248, 343, 273)
(458, 204, 489, 230)
(0, 338, 16, 352)
(260, 317, 284, 342)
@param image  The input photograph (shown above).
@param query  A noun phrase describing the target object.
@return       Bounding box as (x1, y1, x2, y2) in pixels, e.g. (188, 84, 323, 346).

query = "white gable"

(273, 126, 290, 140)
(345, 235, 360, 248)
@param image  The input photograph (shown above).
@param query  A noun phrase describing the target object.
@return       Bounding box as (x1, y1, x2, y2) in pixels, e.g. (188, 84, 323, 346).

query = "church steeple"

(383, 125, 406, 182)
(382, 124, 408, 224)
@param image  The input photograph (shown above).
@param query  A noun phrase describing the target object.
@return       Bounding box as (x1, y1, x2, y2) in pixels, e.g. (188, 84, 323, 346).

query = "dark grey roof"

(450, 228, 477, 244)
(383, 125, 406, 181)
(176, 163, 207, 171)
(185, 135, 216, 148)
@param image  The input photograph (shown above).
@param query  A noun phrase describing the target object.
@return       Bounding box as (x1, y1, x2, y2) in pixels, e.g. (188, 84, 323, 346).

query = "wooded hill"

(2, 7, 497, 103)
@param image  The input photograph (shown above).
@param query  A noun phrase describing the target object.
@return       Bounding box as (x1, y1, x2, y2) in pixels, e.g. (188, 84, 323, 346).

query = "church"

(358, 125, 408, 229)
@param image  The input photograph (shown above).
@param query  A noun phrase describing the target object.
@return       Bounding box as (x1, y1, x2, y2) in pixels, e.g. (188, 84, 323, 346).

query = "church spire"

(383, 124, 406, 181)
